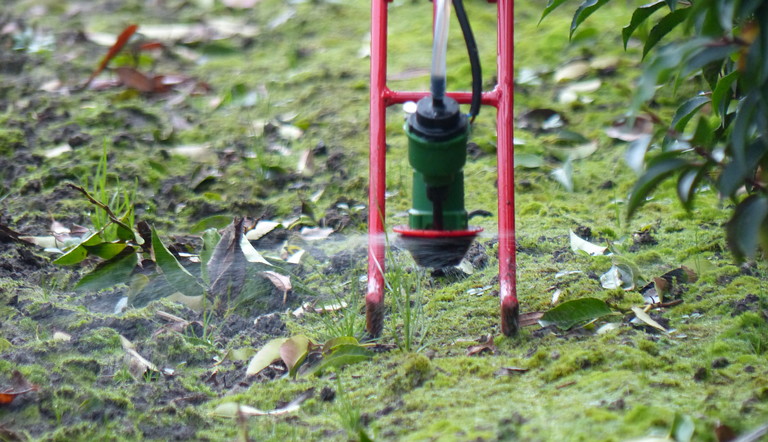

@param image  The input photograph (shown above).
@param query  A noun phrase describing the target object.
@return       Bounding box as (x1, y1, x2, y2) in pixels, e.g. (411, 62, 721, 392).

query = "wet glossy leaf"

(676, 166, 707, 210)
(246, 337, 288, 376)
(711, 70, 739, 118)
(643, 8, 689, 59)
(540, 298, 614, 330)
(717, 140, 768, 197)
(540, 0, 572, 24)
(682, 43, 739, 77)
(152, 226, 204, 297)
(627, 154, 690, 218)
(75, 249, 138, 292)
(670, 95, 710, 133)
(622, 1, 667, 49)
(83, 242, 128, 260)
(570, 0, 611, 39)
(726, 195, 768, 261)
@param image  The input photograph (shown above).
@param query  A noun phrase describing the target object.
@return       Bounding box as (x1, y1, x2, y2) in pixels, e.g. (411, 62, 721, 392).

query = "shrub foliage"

(543, 0, 768, 261)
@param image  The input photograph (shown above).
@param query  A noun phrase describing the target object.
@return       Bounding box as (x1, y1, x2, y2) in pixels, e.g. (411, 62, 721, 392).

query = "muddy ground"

(1, 0, 767, 441)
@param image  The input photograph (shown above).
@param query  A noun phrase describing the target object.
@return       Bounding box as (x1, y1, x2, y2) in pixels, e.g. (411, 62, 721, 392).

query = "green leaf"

(308, 344, 373, 376)
(151, 226, 204, 297)
(570, 0, 612, 39)
(712, 70, 740, 118)
(670, 413, 695, 442)
(726, 195, 768, 261)
(190, 215, 233, 234)
(200, 228, 221, 285)
(627, 154, 690, 218)
(322, 336, 359, 354)
(715, 0, 735, 37)
(682, 43, 739, 77)
(622, 1, 667, 50)
(540, 298, 614, 330)
(54, 244, 89, 266)
(540, 0, 573, 24)
(75, 249, 138, 292)
(515, 153, 545, 169)
(245, 337, 288, 376)
(676, 166, 707, 211)
(643, 8, 689, 59)
(280, 335, 311, 378)
(53, 231, 102, 265)
(670, 95, 710, 133)
(664, 0, 677, 11)
(731, 95, 758, 169)
(84, 242, 129, 260)
(716, 140, 767, 197)
(690, 114, 713, 147)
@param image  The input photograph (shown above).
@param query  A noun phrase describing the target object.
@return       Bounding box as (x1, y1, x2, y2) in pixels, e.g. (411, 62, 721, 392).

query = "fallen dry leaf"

(519, 312, 545, 327)
(119, 335, 159, 379)
(260, 271, 292, 303)
(0, 371, 40, 405)
(466, 335, 496, 356)
(83, 24, 138, 88)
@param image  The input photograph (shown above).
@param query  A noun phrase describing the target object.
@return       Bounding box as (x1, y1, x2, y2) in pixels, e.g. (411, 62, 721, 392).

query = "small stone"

(693, 367, 707, 381)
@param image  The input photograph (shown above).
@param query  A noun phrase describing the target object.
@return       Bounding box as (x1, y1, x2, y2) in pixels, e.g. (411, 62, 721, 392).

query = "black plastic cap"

(408, 96, 467, 142)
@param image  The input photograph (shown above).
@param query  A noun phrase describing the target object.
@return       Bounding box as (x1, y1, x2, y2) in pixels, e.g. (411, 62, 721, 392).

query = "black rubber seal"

(408, 95, 467, 142)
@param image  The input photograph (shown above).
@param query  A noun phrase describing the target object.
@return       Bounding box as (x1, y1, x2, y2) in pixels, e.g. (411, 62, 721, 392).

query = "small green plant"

(82, 140, 136, 243)
(333, 375, 373, 441)
(383, 245, 430, 352)
(313, 283, 365, 342)
(542, 0, 768, 261)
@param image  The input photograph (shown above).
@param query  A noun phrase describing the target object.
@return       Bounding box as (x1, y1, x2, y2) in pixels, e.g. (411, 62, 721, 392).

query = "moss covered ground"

(1, 0, 766, 440)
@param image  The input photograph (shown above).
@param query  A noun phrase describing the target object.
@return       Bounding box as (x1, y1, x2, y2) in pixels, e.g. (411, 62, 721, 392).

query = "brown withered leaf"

(466, 335, 496, 356)
(494, 367, 529, 376)
(519, 312, 545, 327)
(260, 271, 292, 303)
(0, 371, 40, 405)
(207, 218, 247, 298)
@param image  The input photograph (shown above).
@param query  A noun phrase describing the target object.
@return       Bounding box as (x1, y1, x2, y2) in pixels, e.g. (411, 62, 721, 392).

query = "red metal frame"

(366, 0, 518, 337)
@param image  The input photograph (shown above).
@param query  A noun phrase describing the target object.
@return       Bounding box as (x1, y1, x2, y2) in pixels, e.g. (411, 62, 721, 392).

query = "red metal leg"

(366, 0, 518, 337)
(366, 0, 389, 337)
(496, 0, 518, 336)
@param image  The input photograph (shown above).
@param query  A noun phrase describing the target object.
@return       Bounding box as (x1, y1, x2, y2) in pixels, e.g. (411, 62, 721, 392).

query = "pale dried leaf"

(554, 61, 589, 83)
(245, 220, 281, 241)
(631, 306, 667, 333)
(300, 226, 333, 241)
(569, 230, 607, 256)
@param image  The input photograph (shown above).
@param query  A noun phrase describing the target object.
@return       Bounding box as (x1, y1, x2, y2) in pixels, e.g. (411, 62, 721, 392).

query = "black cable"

(453, 0, 482, 123)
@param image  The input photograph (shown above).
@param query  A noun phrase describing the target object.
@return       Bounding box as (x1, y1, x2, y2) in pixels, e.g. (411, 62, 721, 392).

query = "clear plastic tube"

(430, 0, 451, 104)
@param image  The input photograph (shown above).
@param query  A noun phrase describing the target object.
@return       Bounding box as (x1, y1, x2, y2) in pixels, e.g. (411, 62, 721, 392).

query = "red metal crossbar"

(366, 0, 517, 337)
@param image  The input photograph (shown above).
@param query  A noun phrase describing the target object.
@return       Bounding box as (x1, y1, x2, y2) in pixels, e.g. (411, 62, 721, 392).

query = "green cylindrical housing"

(405, 124, 469, 231)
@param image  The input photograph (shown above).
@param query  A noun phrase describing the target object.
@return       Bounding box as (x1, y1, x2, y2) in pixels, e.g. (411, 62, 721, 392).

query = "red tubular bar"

(366, 0, 517, 337)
